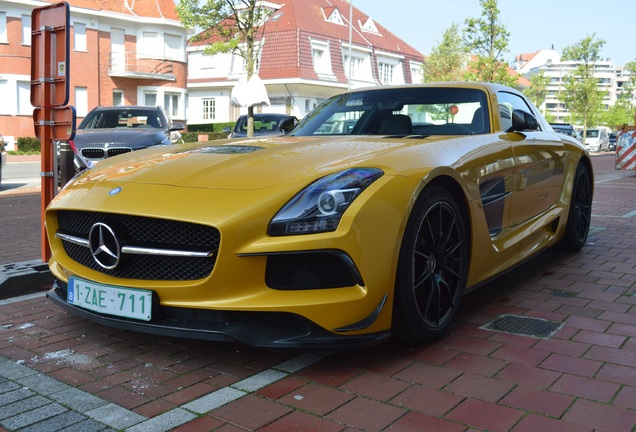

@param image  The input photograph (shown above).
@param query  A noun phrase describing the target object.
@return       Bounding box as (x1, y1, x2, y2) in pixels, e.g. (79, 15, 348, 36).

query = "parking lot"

(0, 154, 635, 431)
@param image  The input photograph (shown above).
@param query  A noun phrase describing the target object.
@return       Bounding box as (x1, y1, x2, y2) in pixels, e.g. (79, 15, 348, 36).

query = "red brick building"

(0, 0, 187, 150)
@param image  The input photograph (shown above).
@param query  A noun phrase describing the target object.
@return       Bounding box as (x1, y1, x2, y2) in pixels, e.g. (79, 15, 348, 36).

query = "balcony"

(108, 52, 176, 81)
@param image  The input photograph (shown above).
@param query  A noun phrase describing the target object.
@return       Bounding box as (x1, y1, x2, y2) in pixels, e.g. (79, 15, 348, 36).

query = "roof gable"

(323, 6, 344, 25)
(360, 17, 378, 34)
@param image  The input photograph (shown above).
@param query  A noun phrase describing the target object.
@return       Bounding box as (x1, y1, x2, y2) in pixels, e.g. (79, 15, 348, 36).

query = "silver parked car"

(74, 106, 185, 166)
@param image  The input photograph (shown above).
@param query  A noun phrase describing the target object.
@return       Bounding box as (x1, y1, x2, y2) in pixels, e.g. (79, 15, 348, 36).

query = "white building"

(512, 49, 632, 122)
(185, 0, 424, 126)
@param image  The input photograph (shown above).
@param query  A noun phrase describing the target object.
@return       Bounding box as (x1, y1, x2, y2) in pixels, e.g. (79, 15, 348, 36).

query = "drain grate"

(480, 314, 563, 339)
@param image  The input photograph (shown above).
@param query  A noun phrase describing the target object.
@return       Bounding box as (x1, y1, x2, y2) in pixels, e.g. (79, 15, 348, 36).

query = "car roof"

(92, 106, 163, 111)
(236, 113, 291, 119)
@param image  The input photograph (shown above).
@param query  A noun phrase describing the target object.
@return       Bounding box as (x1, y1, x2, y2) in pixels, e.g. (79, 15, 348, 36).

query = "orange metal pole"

(40, 29, 54, 263)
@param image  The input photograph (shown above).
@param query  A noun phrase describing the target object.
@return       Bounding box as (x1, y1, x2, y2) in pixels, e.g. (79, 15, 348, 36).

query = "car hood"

(74, 129, 167, 149)
(75, 136, 431, 191)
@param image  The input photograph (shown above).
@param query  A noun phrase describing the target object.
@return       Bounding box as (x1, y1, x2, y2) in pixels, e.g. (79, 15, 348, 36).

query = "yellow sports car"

(45, 83, 593, 349)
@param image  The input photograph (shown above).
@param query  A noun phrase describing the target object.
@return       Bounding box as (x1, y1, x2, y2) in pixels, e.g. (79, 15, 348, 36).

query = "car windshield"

(234, 115, 285, 134)
(587, 129, 600, 138)
(292, 87, 490, 136)
(79, 109, 165, 130)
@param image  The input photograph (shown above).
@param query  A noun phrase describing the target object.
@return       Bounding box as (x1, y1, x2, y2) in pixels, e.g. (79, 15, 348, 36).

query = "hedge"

(187, 122, 234, 133)
(181, 131, 228, 142)
(16, 137, 41, 153)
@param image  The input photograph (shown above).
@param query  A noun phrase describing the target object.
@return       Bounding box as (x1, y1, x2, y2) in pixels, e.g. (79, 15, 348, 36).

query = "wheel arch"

(420, 174, 473, 251)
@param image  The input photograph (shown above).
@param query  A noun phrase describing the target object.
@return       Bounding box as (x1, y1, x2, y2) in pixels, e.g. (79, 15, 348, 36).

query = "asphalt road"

(0, 160, 40, 195)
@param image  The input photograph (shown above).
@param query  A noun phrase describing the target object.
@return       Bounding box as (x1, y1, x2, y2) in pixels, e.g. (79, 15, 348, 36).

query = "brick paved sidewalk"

(0, 157, 635, 431)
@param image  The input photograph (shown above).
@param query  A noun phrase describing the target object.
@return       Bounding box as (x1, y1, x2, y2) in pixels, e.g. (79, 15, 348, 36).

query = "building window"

(311, 40, 333, 77)
(144, 92, 157, 106)
(410, 61, 423, 83)
(22, 14, 31, 46)
(343, 55, 364, 79)
(75, 87, 88, 116)
(74, 22, 87, 51)
(203, 99, 216, 120)
(378, 62, 394, 85)
(141, 32, 161, 57)
(0, 12, 7, 44)
(0, 80, 8, 114)
(164, 93, 180, 117)
(164, 33, 182, 61)
(17, 81, 32, 115)
(113, 90, 124, 106)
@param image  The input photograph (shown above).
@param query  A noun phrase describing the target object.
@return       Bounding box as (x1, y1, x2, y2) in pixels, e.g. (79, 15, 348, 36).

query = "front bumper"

(47, 280, 390, 351)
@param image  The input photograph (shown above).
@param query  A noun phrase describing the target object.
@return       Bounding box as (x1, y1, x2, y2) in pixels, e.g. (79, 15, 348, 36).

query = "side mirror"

(278, 116, 298, 134)
(511, 109, 540, 132)
(170, 122, 186, 132)
(222, 126, 231, 134)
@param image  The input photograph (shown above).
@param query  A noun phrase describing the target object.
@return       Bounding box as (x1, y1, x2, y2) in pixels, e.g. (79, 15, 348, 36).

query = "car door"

(498, 91, 566, 227)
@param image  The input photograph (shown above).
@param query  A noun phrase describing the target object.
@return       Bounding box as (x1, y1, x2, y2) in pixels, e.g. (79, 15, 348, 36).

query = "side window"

(497, 91, 539, 132)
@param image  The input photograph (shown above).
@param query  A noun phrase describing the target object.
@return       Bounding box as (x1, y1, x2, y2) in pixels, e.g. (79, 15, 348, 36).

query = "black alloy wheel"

(393, 186, 469, 343)
(558, 163, 593, 252)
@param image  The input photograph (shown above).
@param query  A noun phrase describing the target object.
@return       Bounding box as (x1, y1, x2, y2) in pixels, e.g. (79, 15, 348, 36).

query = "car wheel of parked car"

(557, 163, 592, 252)
(392, 186, 469, 343)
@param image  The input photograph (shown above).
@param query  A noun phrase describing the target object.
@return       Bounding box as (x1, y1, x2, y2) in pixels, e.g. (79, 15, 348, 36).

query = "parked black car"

(223, 113, 298, 138)
(74, 106, 185, 166)
(608, 132, 617, 151)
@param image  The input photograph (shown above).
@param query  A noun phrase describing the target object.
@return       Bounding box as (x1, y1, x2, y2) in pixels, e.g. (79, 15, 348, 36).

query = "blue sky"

(355, 0, 635, 67)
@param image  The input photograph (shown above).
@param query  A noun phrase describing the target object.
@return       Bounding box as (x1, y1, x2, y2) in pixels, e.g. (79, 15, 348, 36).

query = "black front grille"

(81, 148, 105, 159)
(107, 148, 132, 157)
(57, 210, 220, 280)
(80, 147, 132, 159)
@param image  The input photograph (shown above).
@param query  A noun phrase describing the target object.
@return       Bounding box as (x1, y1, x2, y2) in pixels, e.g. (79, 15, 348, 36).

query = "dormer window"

(323, 7, 344, 25)
(361, 18, 378, 34)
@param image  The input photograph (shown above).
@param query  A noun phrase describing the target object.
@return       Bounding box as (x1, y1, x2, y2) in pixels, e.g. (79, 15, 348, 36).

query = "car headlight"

(269, 168, 384, 236)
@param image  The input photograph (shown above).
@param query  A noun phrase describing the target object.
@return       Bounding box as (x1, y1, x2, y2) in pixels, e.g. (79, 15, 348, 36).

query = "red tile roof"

(515, 52, 538, 63)
(60, 0, 180, 21)
(190, 0, 424, 83)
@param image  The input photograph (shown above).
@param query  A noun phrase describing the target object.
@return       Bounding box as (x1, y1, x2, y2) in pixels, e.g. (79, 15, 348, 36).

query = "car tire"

(392, 185, 469, 343)
(557, 162, 592, 252)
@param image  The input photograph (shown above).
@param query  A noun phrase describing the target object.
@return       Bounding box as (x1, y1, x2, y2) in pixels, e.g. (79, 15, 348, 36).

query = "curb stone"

(0, 260, 52, 299)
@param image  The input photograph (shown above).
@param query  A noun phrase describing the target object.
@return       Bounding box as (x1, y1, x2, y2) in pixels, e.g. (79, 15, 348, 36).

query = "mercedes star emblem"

(88, 223, 121, 269)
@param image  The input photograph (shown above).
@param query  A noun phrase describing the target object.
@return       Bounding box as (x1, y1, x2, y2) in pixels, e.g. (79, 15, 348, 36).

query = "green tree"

(607, 59, 636, 127)
(599, 103, 633, 128)
(524, 71, 550, 111)
(462, 0, 517, 86)
(177, 0, 273, 137)
(560, 34, 607, 139)
(423, 23, 466, 82)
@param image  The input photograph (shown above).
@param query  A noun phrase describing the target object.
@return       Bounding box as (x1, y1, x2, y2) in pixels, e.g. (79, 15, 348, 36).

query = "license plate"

(68, 277, 152, 321)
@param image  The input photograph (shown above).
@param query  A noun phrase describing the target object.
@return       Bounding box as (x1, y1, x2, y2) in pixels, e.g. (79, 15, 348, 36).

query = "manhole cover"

(480, 314, 563, 339)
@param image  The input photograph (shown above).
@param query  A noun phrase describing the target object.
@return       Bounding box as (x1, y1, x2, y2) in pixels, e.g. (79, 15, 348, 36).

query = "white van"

(584, 127, 610, 152)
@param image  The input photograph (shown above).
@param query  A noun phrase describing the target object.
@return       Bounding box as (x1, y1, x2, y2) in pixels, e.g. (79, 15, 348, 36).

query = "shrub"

(187, 122, 234, 133)
(181, 131, 228, 143)
(17, 137, 41, 153)
(181, 132, 200, 143)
